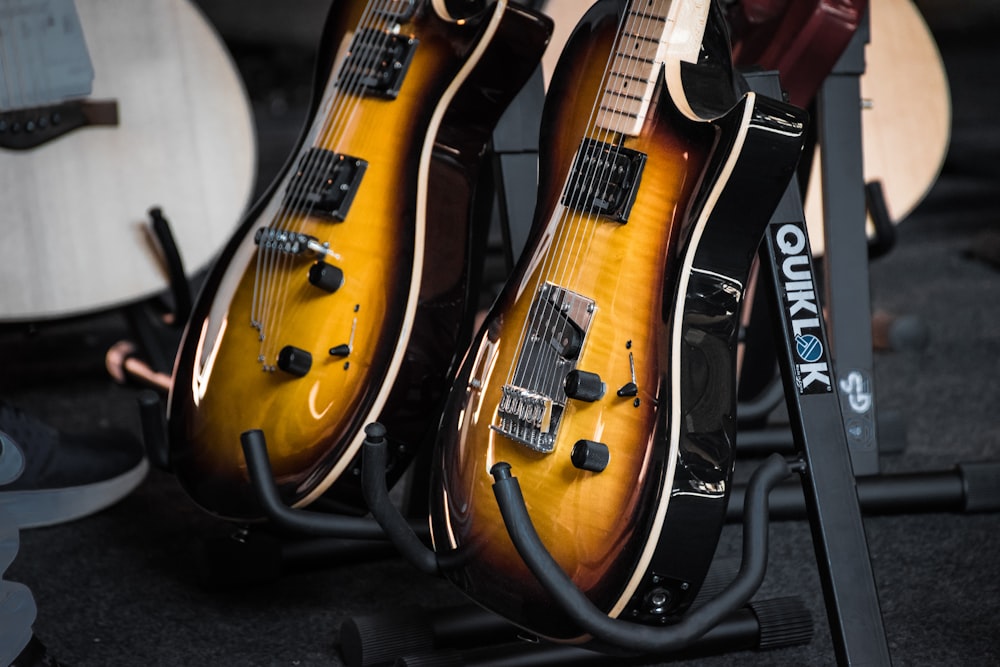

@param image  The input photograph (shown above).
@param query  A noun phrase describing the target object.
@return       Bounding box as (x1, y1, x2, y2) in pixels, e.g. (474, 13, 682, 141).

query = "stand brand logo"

(774, 222, 833, 394)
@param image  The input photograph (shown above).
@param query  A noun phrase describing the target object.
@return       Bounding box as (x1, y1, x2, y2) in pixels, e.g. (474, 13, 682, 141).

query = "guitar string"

(259, 0, 368, 347)
(560, 4, 665, 296)
(512, 2, 659, 409)
(260, 0, 395, 366)
(508, 2, 642, 414)
(545, 1, 660, 389)
(516, 2, 645, 392)
(253, 0, 395, 366)
(512, 1, 636, 397)
(259, 0, 389, 365)
(253, 1, 387, 364)
(557, 5, 660, 303)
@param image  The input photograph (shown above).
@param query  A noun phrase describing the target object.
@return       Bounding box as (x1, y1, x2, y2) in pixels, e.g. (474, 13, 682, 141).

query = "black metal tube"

(736, 378, 786, 424)
(148, 206, 193, 323)
(726, 467, 976, 522)
(394, 597, 810, 666)
(240, 428, 392, 540)
(137, 390, 171, 471)
(361, 423, 440, 575)
(489, 453, 793, 654)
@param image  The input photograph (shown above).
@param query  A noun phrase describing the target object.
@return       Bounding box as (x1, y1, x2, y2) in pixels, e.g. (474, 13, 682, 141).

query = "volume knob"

(564, 369, 605, 402)
(571, 440, 610, 473)
(277, 345, 312, 377)
(308, 261, 344, 293)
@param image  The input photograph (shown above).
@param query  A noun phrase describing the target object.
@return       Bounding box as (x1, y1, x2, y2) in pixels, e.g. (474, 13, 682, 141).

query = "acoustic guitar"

(167, 0, 552, 521)
(428, 0, 807, 642)
(802, 0, 950, 251)
(726, 0, 950, 252)
(0, 0, 255, 321)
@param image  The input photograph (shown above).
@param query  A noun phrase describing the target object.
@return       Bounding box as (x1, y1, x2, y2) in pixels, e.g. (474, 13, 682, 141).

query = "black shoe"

(9, 635, 66, 667)
(0, 401, 148, 529)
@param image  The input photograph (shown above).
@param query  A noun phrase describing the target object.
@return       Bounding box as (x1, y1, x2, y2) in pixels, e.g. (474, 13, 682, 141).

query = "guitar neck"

(597, 0, 707, 136)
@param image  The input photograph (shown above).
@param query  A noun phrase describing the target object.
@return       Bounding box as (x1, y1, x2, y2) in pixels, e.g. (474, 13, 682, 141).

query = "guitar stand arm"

(488, 453, 795, 654)
(361, 423, 440, 575)
(240, 428, 429, 543)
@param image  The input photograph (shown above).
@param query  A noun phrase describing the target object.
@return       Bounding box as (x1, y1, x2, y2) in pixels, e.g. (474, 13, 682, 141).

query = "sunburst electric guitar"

(167, 0, 552, 521)
(428, 0, 807, 641)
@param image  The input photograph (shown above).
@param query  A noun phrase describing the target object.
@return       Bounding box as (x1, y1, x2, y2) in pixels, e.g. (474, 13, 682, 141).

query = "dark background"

(4, 1, 1000, 665)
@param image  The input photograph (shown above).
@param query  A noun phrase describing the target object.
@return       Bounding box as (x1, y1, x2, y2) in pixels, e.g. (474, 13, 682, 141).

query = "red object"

(729, 0, 868, 107)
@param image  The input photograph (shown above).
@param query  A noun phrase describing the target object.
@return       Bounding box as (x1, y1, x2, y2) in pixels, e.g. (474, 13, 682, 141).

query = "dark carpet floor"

(4, 1, 1000, 665)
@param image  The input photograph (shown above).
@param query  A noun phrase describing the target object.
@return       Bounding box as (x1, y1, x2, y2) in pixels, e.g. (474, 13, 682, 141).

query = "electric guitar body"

(429, 0, 807, 642)
(167, 0, 552, 521)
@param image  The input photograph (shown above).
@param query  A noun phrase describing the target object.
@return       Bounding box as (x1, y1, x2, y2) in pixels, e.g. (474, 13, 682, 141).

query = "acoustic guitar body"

(167, 0, 552, 521)
(0, 0, 255, 321)
(429, 0, 807, 642)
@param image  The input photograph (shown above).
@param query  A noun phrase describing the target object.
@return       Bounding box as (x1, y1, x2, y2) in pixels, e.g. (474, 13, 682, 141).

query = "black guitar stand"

(729, 13, 1000, 522)
(238, 422, 812, 666)
(222, 69, 889, 665)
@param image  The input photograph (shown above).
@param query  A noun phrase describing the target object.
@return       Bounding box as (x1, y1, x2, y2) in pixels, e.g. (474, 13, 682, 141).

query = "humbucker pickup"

(491, 283, 596, 453)
(283, 148, 367, 221)
(338, 29, 418, 99)
(562, 137, 646, 223)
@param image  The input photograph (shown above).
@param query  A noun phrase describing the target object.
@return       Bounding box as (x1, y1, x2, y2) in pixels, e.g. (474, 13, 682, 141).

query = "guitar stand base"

(727, 459, 1000, 521)
(131, 409, 429, 587)
(340, 597, 812, 667)
(355, 419, 807, 660)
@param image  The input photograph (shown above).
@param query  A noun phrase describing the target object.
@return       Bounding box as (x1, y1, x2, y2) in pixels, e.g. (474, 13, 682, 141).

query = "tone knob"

(564, 369, 605, 402)
(308, 261, 344, 293)
(277, 345, 312, 377)
(571, 440, 610, 473)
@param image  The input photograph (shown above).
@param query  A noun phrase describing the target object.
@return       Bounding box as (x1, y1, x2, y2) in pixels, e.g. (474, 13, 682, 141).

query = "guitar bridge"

(254, 227, 331, 260)
(495, 386, 559, 453)
(491, 283, 596, 453)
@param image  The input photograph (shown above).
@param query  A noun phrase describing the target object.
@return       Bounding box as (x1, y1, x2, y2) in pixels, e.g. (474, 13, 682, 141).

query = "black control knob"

(571, 439, 610, 473)
(277, 345, 312, 377)
(564, 369, 605, 402)
(308, 261, 344, 293)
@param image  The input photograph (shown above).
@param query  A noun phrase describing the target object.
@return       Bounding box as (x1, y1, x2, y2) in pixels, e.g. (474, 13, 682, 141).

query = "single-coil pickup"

(561, 137, 646, 223)
(337, 29, 418, 99)
(283, 148, 367, 221)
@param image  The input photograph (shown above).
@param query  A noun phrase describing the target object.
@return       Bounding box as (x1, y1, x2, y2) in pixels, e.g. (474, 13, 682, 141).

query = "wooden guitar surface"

(803, 0, 951, 252)
(167, 0, 552, 521)
(429, 0, 806, 642)
(0, 0, 255, 321)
